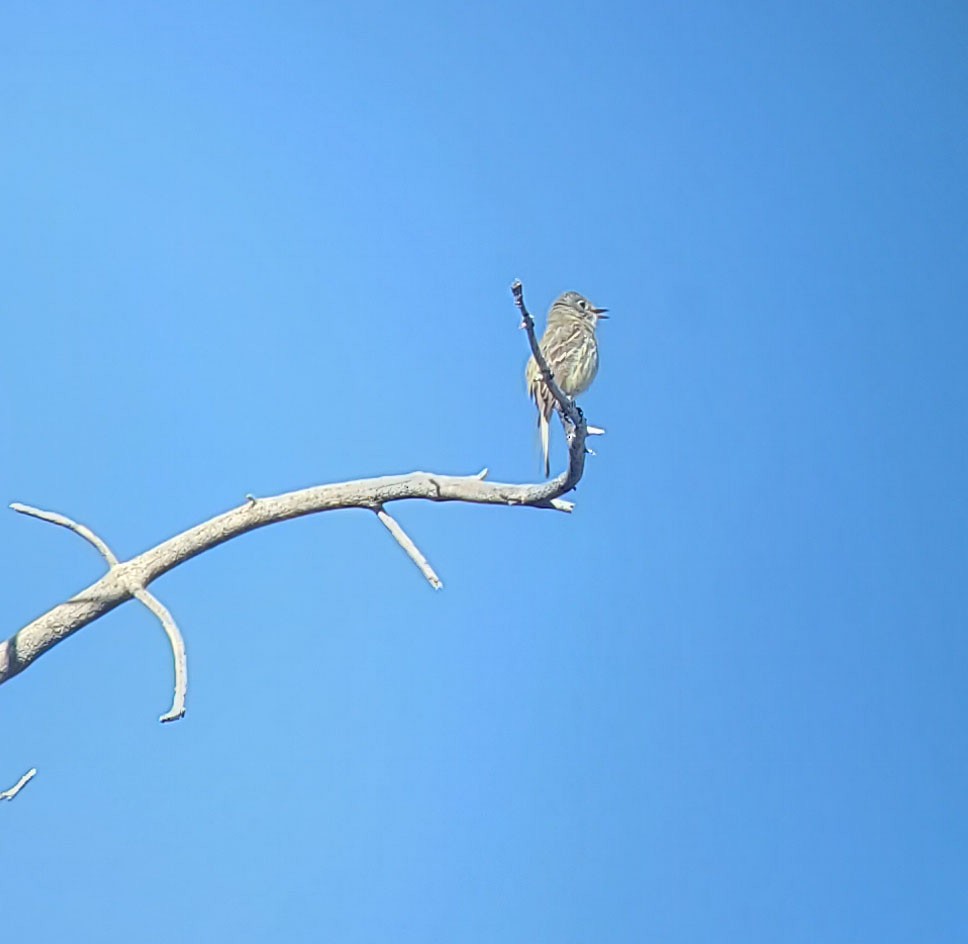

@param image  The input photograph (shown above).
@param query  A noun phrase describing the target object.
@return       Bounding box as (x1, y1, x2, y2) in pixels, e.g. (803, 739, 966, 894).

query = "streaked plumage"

(525, 290, 607, 477)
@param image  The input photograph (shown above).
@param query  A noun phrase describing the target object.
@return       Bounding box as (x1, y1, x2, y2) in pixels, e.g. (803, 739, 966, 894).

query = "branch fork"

(9, 502, 187, 723)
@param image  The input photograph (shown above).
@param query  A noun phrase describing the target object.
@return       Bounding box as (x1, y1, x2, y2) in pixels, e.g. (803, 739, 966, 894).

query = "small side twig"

(10, 503, 120, 566)
(374, 506, 443, 590)
(133, 589, 187, 722)
(10, 502, 188, 722)
(1, 768, 36, 801)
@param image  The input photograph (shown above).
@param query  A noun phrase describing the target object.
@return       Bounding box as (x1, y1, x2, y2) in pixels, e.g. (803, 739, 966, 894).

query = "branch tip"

(1, 768, 37, 801)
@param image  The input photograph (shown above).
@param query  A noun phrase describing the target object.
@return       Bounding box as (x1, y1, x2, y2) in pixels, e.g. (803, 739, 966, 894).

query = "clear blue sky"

(2, 2, 966, 941)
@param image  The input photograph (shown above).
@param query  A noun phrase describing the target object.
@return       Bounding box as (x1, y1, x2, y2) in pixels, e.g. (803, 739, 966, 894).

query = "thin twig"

(132, 589, 188, 722)
(1, 768, 37, 801)
(374, 506, 443, 590)
(11, 503, 119, 565)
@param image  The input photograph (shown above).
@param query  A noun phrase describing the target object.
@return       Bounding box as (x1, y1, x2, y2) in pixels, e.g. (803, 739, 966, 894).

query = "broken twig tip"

(375, 507, 444, 591)
(1, 767, 37, 801)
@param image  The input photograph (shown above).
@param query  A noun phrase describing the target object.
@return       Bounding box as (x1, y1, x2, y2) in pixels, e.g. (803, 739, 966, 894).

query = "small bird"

(525, 290, 608, 477)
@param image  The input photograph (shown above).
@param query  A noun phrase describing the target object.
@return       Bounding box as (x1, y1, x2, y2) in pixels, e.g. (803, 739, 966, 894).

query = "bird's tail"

(539, 411, 550, 478)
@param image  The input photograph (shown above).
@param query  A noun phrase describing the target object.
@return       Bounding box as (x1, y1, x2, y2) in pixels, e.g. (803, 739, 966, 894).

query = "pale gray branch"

(0, 468, 584, 688)
(375, 507, 443, 590)
(0, 281, 594, 694)
(1, 768, 36, 801)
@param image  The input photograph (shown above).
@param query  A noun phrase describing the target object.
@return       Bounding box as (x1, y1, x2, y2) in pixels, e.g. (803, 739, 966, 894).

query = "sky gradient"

(2, 2, 967, 941)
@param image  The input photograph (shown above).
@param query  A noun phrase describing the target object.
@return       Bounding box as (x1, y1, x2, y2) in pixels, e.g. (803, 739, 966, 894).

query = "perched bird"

(525, 290, 608, 477)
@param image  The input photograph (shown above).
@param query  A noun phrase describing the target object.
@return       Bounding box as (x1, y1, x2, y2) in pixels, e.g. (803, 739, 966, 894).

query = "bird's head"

(554, 290, 609, 327)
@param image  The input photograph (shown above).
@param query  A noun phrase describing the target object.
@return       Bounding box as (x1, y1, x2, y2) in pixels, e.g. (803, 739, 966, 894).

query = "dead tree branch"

(0, 281, 596, 735)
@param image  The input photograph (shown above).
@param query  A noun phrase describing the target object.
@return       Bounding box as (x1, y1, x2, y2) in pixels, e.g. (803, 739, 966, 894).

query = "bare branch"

(374, 507, 443, 590)
(0, 281, 595, 691)
(1, 768, 37, 801)
(1, 468, 579, 687)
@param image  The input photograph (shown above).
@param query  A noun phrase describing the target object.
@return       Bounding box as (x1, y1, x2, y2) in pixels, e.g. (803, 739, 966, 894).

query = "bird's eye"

(578, 299, 587, 309)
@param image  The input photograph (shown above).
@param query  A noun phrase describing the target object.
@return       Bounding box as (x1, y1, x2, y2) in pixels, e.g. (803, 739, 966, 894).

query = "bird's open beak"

(593, 307, 609, 318)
